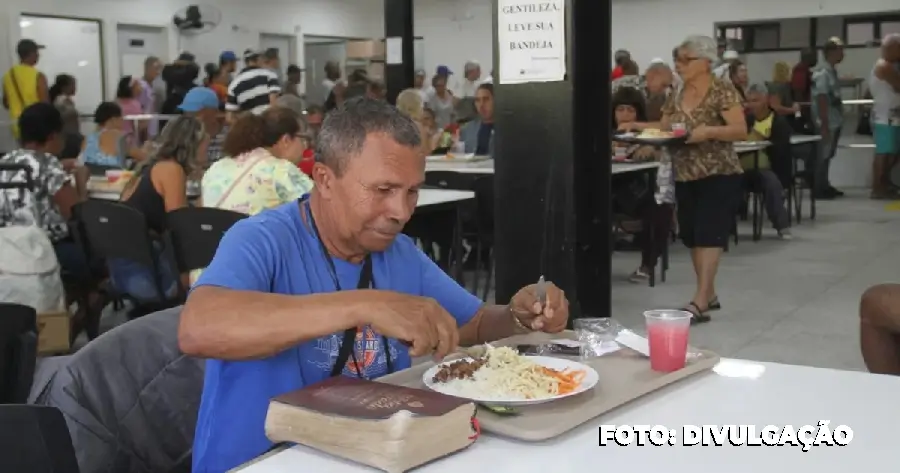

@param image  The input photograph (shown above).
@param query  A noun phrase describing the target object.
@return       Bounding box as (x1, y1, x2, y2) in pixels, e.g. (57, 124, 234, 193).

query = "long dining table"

(233, 358, 899, 473)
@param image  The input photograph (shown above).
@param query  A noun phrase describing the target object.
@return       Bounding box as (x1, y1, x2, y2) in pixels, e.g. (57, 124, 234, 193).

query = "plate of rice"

(423, 346, 599, 406)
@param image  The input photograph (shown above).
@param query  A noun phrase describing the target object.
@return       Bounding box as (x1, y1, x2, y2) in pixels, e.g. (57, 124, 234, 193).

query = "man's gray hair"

(464, 61, 480, 73)
(316, 97, 422, 175)
(144, 55, 160, 69)
(745, 83, 769, 96)
(678, 35, 719, 63)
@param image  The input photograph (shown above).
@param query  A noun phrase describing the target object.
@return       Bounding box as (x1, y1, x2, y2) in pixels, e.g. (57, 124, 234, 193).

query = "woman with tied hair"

(110, 116, 209, 303)
(396, 88, 440, 154)
(622, 35, 748, 324)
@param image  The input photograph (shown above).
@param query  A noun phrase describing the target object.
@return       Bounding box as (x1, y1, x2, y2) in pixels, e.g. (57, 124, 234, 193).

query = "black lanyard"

(303, 198, 393, 378)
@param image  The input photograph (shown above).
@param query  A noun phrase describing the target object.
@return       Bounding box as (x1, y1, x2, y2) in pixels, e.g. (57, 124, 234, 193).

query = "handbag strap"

(212, 154, 266, 208)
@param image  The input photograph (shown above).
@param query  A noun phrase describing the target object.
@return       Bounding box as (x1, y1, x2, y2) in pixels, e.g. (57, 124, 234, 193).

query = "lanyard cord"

(303, 198, 393, 377)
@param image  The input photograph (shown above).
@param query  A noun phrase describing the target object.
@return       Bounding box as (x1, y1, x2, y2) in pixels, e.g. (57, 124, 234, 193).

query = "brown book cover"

(271, 376, 473, 420)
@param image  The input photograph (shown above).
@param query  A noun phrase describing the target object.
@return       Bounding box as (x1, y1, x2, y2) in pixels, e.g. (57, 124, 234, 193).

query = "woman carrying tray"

(618, 35, 747, 324)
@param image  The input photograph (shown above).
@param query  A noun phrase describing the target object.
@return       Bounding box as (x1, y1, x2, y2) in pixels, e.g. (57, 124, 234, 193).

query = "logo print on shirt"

(344, 325, 381, 377)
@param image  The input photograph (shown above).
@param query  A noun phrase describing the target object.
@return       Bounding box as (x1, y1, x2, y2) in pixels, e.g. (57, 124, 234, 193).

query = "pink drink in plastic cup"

(671, 123, 687, 137)
(644, 310, 692, 372)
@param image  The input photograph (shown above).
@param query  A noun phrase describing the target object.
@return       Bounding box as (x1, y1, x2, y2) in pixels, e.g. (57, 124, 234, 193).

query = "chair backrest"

(0, 303, 37, 404)
(166, 207, 248, 272)
(76, 200, 157, 269)
(0, 405, 80, 473)
(425, 171, 477, 190)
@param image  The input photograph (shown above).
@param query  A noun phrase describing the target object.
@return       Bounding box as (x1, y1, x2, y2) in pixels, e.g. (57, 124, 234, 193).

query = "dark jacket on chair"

(745, 110, 793, 188)
(35, 307, 204, 473)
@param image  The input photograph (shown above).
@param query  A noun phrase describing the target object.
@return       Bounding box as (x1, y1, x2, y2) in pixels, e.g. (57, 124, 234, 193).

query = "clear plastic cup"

(644, 310, 692, 372)
(671, 123, 687, 137)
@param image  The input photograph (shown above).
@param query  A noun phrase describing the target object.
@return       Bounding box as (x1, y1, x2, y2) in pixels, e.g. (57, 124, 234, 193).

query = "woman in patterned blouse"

(622, 35, 748, 323)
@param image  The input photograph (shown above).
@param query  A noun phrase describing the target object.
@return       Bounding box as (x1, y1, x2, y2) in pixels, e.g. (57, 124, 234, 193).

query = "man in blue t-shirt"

(180, 97, 571, 472)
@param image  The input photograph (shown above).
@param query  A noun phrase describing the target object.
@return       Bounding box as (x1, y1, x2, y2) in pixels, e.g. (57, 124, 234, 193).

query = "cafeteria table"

(404, 189, 475, 284)
(234, 359, 899, 473)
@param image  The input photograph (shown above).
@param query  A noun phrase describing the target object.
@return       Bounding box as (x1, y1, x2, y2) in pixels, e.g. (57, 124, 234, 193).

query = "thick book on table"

(264, 376, 479, 473)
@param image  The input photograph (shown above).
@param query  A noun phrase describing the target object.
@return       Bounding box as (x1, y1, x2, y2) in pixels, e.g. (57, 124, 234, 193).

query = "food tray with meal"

(378, 331, 719, 441)
(614, 128, 688, 146)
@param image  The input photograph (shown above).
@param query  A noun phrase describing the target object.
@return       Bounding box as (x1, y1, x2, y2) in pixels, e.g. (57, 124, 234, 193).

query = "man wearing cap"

(714, 50, 740, 80)
(2, 39, 49, 139)
(219, 51, 238, 82)
(226, 49, 280, 120)
(812, 37, 846, 199)
(180, 87, 225, 163)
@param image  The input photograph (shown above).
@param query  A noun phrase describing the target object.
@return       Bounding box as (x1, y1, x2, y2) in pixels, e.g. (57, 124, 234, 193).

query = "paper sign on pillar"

(496, 0, 567, 85)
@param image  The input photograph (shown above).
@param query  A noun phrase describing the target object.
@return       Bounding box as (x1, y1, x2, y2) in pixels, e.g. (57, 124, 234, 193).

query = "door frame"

(14, 12, 108, 100)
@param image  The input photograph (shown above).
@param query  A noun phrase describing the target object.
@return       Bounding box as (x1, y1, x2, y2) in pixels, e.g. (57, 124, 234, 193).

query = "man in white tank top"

(869, 34, 900, 199)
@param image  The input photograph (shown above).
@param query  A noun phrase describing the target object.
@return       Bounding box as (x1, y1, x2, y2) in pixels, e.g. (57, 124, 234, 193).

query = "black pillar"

(492, 0, 612, 321)
(384, 0, 415, 105)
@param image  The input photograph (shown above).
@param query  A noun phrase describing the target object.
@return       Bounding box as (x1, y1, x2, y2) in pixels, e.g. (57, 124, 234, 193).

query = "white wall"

(0, 0, 384, 150)
(414, 0, 492, 83)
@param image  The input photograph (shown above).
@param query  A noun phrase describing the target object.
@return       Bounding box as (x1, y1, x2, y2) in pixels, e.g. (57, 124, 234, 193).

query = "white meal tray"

(376, 330, 719, 441)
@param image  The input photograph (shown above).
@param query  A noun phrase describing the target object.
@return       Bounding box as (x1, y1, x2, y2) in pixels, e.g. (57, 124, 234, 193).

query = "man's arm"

(267, 71, 281, 104)
(179, 220, 370, 359)
(458, 305, 525, 346)
(37, 73, 49, 103)
(811, 71, 830, 133)
(182, 286, 376, 360)
(874, 60, 900, 93)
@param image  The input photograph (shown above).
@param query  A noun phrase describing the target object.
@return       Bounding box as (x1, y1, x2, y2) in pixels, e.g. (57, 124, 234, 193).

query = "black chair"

(76, 200, 182, 317)
(0, 405, 80, 473)
(166, 207, 248, 273)
(417, 172, 478, 274)
(0, 304, 37, 404)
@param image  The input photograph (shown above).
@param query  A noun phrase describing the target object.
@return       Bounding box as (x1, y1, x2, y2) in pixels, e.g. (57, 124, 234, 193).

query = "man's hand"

(368, 292, 459, 359)
(509, 282, 569, 333)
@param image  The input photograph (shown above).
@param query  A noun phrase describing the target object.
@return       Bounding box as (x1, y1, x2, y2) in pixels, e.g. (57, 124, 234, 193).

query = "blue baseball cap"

(220, 50, 237, 62)
(435, 65, 453, 76)
(178, 87, 219, 112)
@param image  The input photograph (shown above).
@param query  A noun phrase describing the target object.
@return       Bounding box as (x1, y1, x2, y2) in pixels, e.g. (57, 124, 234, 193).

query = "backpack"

(0, 166, 66, 313)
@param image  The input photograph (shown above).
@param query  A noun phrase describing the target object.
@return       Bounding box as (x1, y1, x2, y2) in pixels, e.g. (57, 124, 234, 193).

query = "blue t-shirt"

(191, 199, 483, 472)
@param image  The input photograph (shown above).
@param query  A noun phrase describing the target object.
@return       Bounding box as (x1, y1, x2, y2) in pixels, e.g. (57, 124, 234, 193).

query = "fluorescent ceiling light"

(20, 20, 32, 28)
(77, 61, 89, 67)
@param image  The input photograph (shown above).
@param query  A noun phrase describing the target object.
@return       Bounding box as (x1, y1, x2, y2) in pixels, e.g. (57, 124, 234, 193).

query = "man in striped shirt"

(225, 49, 280, 121)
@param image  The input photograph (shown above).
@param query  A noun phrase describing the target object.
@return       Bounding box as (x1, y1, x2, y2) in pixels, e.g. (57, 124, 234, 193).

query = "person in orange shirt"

(2, 39, 50, 139)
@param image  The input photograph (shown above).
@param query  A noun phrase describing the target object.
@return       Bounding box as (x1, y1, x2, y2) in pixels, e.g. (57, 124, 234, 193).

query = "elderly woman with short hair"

(396, 88, 439, 154)
(623, 35, 748, 323)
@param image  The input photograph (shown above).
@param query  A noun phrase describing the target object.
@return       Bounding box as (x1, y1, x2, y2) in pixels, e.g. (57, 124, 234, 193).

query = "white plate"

(422, 356, 599, 406)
